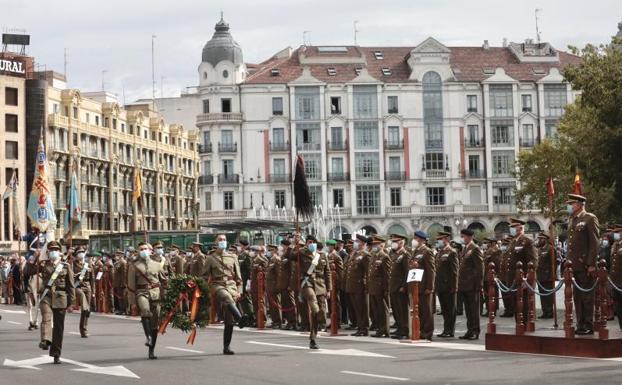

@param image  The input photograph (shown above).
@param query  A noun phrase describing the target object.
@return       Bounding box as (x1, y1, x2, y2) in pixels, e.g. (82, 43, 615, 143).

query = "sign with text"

(407, 269, 424, 283)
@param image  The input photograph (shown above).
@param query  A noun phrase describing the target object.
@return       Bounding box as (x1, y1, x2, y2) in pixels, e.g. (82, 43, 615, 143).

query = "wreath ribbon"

(186, 281, 201, 345)
(158, 291, 189, 335)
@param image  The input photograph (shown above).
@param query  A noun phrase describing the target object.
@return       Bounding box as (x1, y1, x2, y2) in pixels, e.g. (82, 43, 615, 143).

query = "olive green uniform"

(435, 245, 459, 335)
(458, 241, 484, 336)
(368, 249, 391, 336)
(39, 260, 74, 359)
(73, 259, 94, 336)
(389, 247, 411, 337)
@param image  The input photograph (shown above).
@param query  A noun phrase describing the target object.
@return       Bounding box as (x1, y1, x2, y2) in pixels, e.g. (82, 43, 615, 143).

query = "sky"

(1, 0, 620, 103)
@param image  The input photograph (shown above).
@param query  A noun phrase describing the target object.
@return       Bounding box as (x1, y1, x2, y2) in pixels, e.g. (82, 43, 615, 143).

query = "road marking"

(69, 332, 81, 336)
(247, 341, 394, 357)
(0, 309, 26, 314)
(166, 346, 205, 354)
(340, 370, 409, 381)
(7, 321, 22, 325)
(246, 341, 307, 350)
(3, 355, 139, 378)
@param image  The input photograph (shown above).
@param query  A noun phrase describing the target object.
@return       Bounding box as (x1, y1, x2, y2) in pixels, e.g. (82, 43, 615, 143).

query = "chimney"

(483, 40, 490, 50)
(502, 38, 508, 47)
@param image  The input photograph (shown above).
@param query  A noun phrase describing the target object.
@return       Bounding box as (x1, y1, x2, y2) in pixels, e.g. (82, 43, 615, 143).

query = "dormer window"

(374, 51, 384, 60)
(354, 67, 362, 75)
(381, 68, 392, 76)
(271, 68, 280, 76)
(327, 67, 337, 76)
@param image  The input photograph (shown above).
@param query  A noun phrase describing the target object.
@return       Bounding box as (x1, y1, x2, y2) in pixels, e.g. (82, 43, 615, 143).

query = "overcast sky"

(2, 0, 620, 103)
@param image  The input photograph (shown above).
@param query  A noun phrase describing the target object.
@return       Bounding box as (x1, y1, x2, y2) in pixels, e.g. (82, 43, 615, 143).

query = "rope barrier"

(494, 278, 517, 293)
(523, 279, 564, 297)
(571, 277, 599, 293)
(608, 277, 622, 293)
(537, 281, 559, 293)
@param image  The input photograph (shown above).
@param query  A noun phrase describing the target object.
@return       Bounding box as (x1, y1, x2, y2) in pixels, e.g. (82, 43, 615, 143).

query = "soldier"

(457, 229, 484, 340)
(22, 253, 41, 331)
(435, 231, 459, 338)
(498, 238, 514, 317)
(194, 233, 248, 354)
(536, 232, 556, 319)
(343, 239, 358, 331)
(251, 246, 268, 326)
(565, 194, 600, 335)
(388, 234, 410, 340)
(346, 234, 370, 336)
(315, 242, 331, 332)
(38, 241, 74, 364)
(127, 242, 167, 359)
(113, 250, 128, 315)
(326, 239, 344, 329)
(482, 238, 502, 317)
(265, 244, 282, 328)
(277, 239, 297, 330)
(412, 230, 435, 341)
(610, 226, 622, 330)
(292, 235, 331, 349)
(168, 244, 185, 276)
(73, 248, 94, 338)
(507, 218, 538, 324)
(237, 240, 255, 324)
(186, 242, 205, 276)
(335, 239, 349, 325)
(368, 236, 391, 338)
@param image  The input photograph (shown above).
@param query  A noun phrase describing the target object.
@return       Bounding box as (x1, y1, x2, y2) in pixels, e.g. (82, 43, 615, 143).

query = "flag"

(3, 169, 22, 234)
(64, 166, 81, 238)
(132, 168, 142, 207)
(546, 176, 555, 199)
(2, 169, 17, 200)
(27, 134, 57, 232)
(572, 170, 583, 195)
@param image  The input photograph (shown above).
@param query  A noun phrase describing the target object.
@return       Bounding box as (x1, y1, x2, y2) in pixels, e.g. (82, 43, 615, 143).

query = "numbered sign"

(407, 268, 424, 283)
(96, 271, 103, 281)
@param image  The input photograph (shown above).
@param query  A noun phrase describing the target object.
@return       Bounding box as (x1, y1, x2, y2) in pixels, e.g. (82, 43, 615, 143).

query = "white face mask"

(372, 246, 380, 253)
(353, 242, 360, 250)
(139, 250, 150, 259)
(391, 242, 399, 250)
(411, 240, 419, 249)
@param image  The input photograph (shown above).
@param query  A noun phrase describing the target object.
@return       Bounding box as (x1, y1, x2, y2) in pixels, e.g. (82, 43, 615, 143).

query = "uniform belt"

(137, 283, 160, 289)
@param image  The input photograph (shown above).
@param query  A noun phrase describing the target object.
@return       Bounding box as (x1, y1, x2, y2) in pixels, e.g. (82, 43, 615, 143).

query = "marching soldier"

(435, 231, 459, 338)
(277, 239, 297, 330)
(168, 244, 185, 275)
(482, 237, 502, 316)
(536, 232, 556, 319)
(73, 248, 94, 337)
(266, 244, 282, 329)
(186, 242, 205, 276)
(127, 242, 167, 359)
(39, 241, 74, 364)
(457, 229, 484, 340)
(251, 246, 269, 326)
(343, 239, 358, 331)
(498, 238, 514, 317)
(113, 250, 128, 315)
(326, 240, 344, 328)
(566, 194, 600, 335)
(507, 218, 538, 324)
(368, 236, 391, 338)
(412, 230, 435, 341)
(194, 233, 248, 354)
(346, 235, 370, 336)
(237, 240, 255, 324)
(610, 226, 622, 330)
(388, 234, 410, 340)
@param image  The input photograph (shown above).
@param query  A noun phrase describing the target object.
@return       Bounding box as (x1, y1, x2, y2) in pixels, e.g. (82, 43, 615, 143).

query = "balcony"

(199, 143, 213, 154)
(218, 174, 240, 184)
(386, 206, 412, 217)
(327, 140, 348, 151)
(417, 205, 455, 215)
(196, 112, 243, 124)
(520, 137, 536, 148)
(493, 203, 516, 213)
(465, 138, 484, 148)
(463, 204, 489, 213)
(424, 169, 447, 179)
(218, 142, 237, 153)
(384, 139, 404, 150)
(385, 171, 406, 181)
(269, 141, 290, 152)
(327, 172, 350, 182)
(466, 169, 485, 179)
(297, 143, 321, 152)
(269, 173, 290, 183)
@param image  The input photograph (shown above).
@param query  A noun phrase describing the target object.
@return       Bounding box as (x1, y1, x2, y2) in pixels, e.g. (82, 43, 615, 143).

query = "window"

(5, 114, 18, 132)
(273, 158, 286, 176)
(333, 189, 344, 208)
(330, 126, 343, 146)
(301, 153, 321, 180)
(5, 87, 18, 106)
(310, 186, 322, 207)
(544, 84, 567, 117)
(492, 151, 514, 177)
(521, 94, 532, 112)
(469, 186, 482, 204)
(275, 190, 286, 208)
(353, 85, 377, 119)
(373, 51, 384, 60)
(327, 67, 337, 76)
(296, 122, 320, 151)
(355, 153, 380, 180)
(388, 156, 401, 173)
(95, 115, 100, 126)
(425, 153, 444, 170)
(224, 191, 234, 210)
(356, 185, 380, 215)
(221, 98, 231, 113)
(545, 120, 558, 138)
(203, 160, 211, 174)
(222, 159, 234, 176)
(381, 68, 392, 76)
(491, 120, 514, 147)
(331, 157, 344, 175)
(222, 70, 229, 78)
(490, 85, 513, 117)
(272, 127, 285, 145)
(468, 155, 480, 177)
(73, 107, 78, 119)
(295, 86, 320, 120)
(330, 97, 341, 114)
(423, 72, 443, 149)
(493, 183, 515, 211)
(271, 68, 280, 76)
(425, 123, 443, 149)
(202, 99, 209, 113)
(5, 141, 18, 159)
(272, 97, 283, 115)
(387, 126, 400, 147)
(221, 130, 233, 145)
(467, 125, 480, 146)
(467, 95, 477, 112)
(426, 187, 445, 206)
(521, 124, 534, 147)
(354, 121, 378, 149)
(387, 96, 398, 114)
(390, 187, 402, 207)
(203, 131, 210, 146)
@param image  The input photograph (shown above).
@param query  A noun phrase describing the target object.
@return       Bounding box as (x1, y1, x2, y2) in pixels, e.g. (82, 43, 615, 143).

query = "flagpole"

(547, 176, 558, 329)
(69, 159, 74, 250)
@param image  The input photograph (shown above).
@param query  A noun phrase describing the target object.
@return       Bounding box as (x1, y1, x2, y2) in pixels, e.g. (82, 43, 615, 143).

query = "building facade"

(153, 18, 585, 238)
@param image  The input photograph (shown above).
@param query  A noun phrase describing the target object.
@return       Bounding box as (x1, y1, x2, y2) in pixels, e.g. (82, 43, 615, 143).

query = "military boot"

(141, 317, 153, 347)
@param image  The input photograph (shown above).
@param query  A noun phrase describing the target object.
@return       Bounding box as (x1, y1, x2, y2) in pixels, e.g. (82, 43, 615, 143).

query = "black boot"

(309, 339, 319, 349)
(149, 330, 158, 359)
(226, 303, 247, 329)
(223, 324, 235, 355)
(141, 318, 153, 347)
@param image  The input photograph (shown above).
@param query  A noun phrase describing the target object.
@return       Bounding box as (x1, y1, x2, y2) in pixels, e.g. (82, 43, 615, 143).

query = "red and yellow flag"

(132, 169, 142, 203)
(572, 170, 583, 195)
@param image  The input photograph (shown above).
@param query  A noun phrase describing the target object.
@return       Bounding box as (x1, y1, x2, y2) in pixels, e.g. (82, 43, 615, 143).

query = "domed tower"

(198, 15, 246, 86)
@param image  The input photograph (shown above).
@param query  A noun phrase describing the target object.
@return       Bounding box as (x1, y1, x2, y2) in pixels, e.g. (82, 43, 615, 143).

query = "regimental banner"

(27, 134, 57, 232)
(64, 167, 81, 238)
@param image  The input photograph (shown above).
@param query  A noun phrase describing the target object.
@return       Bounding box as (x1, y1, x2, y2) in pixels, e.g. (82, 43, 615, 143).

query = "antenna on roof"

(354, 20, 359, 45)
(535, 8, 542, 44)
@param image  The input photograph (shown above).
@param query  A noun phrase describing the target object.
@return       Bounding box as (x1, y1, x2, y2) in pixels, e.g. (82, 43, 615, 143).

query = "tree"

(515, 38, 622, 223)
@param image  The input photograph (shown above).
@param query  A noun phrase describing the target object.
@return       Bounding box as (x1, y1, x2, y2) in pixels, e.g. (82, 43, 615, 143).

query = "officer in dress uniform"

(388, 234, 411, 340)
(127, 242, 167, 359)
(435, 231, 459, 338)
(326, 239, 344, 328)
(565, 194, 600, 335)
(277, 239, 297, 330)
(507, 218, 538, 323)
(237, 240, 255, 324)
(39, 241, 74, 364)
(609, 225, 622, 330)
(482, 238, 502, 316)
(457, 229, 484, 340)
(194, 234, 248, 354)
(168, 244, 185, 276)
(251, 246, 269, 326)
(346, 234, 370, 336)
(368, 236, 391, 338)
(536, 232, 556, 319)
(498, 238, 514, 317)
(113, 250, 128, 315)
(265, 244, 282, 328)
(412, 230, 435, 341)
(343, 239, 358, 331)
(73, 247, 94, 337)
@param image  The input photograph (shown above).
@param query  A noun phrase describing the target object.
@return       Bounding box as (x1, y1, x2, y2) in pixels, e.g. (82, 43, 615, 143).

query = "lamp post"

(454, 217, 468, 236)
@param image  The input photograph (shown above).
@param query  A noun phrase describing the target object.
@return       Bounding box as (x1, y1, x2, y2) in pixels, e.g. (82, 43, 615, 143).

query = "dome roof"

(201, 16, 243, 67)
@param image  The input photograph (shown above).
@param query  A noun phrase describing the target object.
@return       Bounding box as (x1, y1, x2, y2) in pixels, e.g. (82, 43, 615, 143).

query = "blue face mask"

(218, 240, 227, 250)
(436, 240, 444, 248)
(615, 233, 621, 241)
(265, 251, 272, 258)
(509, 227, 517, 237)
(139, 250, 150, 259)
(501, 245, 508, 252)
(566, 204, 574, 215)
(308, 243, 317, 253)
(49, 251, 61, 261)
(601, 239, 609, 248)
(155, 248, 164, 256)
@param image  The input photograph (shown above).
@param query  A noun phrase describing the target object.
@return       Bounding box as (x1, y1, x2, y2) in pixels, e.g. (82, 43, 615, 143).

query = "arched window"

(427, 223, 444, 239)
(467, 222, 486, 232)
(360, 225, 377, 236)
(387, 224, 408, 237)
(422, 71, 443, 153)
(494, 221, 510, 235)
(525, 221, 541, 234)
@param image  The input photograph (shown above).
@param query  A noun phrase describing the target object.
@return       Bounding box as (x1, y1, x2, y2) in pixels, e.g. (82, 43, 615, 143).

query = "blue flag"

(64, 166, 81, 237)
(27, 134, 57, 232)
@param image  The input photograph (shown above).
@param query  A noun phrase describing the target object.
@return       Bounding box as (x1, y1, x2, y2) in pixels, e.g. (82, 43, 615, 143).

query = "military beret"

(461, 228, 474, 236)
(414, 230, 428, 240)
(566, 193, 586, 204)
(390, 233, 407, 241)
(509, 218, 525, 226)
(191, 242, 203, 247)
(613, 225, 622, 233)
(372, 235, 387, 243)
(280, 239, 290, 246)
(171, 244, 181, 250)
(47, 240, 61, 250)
(342, 234, 352, 241)
(89, 251, 102, 257)
(306, 235, 318, 242)
(355, 234, 368, 243)
(370, 237, 384, 245)
(437, 231, 451, 239)
(326, 239, 337, 246)
(317, 242, 324, 249)
(239, 239, 249, 246)
(267, 244, 278, 250)
(115, 250, 124, 256)
(336, 239, 345, 244)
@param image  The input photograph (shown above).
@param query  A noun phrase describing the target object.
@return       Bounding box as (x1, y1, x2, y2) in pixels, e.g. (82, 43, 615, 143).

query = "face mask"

(436, 240, 444, 249)
(411, 240, 419, 249)
(500, 245, 508, 252)
(456, 238, 465, 245)
(155, 248, 164, 256)
(249, 251, 256, 258)
(139, 250, 150, 259)
(615, 233, 621, 241)
(218, 240, 227, 250)
(265, 251, 272, 258)
(186, 252, 193, 257)
(102, 256, 107, 262)
(352, 242, 360, 250)
(372, 246, 379, 253)
(278, 245, 284, 253)
(391, 242, 399, 250)
(124, 251, 130, 258)
(308, 243, 317, 253)
(77, 252, 86, 261)
(509, 227, 517, 237)
(49, 251, 61, 261)
(566, 204, 573, 215)
(601, 239, 609, 248)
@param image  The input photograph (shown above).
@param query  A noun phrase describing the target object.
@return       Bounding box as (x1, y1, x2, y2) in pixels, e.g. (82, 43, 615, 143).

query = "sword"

(74, 261, 89, 288)
(38, 262, 65, 305)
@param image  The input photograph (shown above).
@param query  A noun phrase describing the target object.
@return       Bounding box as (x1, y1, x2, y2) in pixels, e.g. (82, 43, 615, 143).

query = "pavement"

(1, 303, 622, 385)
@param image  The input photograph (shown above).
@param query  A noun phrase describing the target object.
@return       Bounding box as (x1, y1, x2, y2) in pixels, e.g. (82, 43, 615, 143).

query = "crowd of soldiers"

(3, 193, 622, 361)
